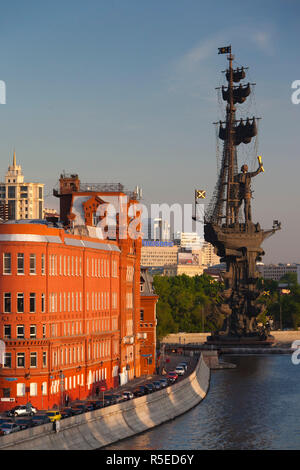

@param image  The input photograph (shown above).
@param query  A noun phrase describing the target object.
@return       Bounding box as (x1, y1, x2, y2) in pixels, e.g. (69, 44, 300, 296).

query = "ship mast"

(226, 48, 235, 226)
(206, 46, 257, 227)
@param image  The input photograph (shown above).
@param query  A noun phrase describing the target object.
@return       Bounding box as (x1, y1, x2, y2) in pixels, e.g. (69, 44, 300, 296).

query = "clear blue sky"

(0, 0, 299, 262)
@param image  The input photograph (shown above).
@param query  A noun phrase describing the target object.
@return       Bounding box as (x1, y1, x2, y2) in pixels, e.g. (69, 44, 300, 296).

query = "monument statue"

(233, 160, 263, 224)
(203, 46, 281, 345)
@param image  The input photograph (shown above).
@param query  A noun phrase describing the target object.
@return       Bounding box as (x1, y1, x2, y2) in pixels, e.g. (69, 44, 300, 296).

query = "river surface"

(105, 355, 300, 450)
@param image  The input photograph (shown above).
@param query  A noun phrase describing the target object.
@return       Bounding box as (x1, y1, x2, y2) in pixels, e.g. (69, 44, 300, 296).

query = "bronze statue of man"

(233, 160, 264, 223)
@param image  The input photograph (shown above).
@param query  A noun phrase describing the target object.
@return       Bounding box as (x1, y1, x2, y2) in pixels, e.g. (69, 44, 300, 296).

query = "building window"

(17, 353, 25, 368)
(17, 253, 24, 274)
(30, 325, 36, 339)
(3, 253, 11, 275)
(42, 324, 46, 338)
(4, 353, 11, 368)
(42, 351, 47, 367)
(29, 254, 36, 274)
(30, 382, 37, 396)
(29, 293, 36, 313)
(42, 382, 47, 395)
(4, 293, 11, 313)
(17, 383, 25, 396)
(41, 293, 45, 313)
(140, 309, 144, 321)
(39, 201, 43, 219)
(3, 388, 10, 397)
(17, 293, 24, 313)
(7, 186, 16, 198)
(17, 325, 25, 339)
(4, 325, 11, 339)
(41, 254, 45, 275)
(30, 352, 37, 368)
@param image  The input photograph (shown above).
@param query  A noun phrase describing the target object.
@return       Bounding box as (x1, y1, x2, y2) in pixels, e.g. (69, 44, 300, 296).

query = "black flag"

(218, 46, 231, 54)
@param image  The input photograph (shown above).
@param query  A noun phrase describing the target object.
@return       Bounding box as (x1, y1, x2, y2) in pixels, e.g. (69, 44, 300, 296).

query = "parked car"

(60, 407, 75, 418)
(7, 405, 37, 417)
(85, 400, 102, 410)
(159, 379, 168, 388)
(69, 406, 85, 414)
(45, 410, 62, 422)
(31, 414, 51, 426)
(122, 391, 134, 400)
(133, 386, 147, 397)
(103, 395, 117, 405)
(14, 417, 34, 430)
(91, 399, 107, 409)
(167, 371, 178, 383)
(114, 394, 127, 403)
(0, 418, 14, 425)
(84, 403, 95, 412)
(175, 366, 185, 376)
(0, 423, 21, 434)
(144, 383, 155, 393)
(152, 381, 163, 390)
(70, 403, 89, 413)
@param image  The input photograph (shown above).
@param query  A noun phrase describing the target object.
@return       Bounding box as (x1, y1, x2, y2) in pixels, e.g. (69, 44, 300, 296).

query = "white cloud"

(251, 31, 274, 56)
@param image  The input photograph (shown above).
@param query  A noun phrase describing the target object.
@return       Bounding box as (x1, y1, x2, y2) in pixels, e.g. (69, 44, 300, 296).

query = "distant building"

(141, 244, 179, 267)
(204, 263, 226, 282)
(0, 151, 44, 220)
(256, 263, 300, 282)
(202, 241, 220, 266)
(142, 218, 170, 241)
(163, 264, 206, 277)
(174, 232, 203, 250)
(141, 239, 218, 277)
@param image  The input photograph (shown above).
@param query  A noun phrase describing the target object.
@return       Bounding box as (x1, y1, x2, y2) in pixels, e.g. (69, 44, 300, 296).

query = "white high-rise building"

(0, 151, 44, 220)
(143, 217, 170, 240)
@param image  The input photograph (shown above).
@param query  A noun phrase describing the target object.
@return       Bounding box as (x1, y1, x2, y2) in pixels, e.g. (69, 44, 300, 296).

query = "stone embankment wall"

(163, 331, 300, 346)
(0, 354, 210, 450)
(162, 333, 210, 344)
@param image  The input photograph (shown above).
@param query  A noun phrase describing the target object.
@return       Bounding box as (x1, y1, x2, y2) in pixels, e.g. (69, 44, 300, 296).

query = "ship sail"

(222, 83, 251, 104)
(218, 117, 257, 146)
(225, 66, 246, 83)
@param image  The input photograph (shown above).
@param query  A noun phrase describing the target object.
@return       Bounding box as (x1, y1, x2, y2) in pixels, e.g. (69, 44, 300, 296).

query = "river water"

(105, 355, 300, 450)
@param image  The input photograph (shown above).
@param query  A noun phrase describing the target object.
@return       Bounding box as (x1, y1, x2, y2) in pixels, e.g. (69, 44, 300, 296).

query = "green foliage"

(153, 274, 224, 339)
(154, 273, 300, 339)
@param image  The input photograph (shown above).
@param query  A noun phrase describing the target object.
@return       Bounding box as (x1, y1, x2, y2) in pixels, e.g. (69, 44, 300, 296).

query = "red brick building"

(140, 268, 158, 375)
(0, 174, 157, 411)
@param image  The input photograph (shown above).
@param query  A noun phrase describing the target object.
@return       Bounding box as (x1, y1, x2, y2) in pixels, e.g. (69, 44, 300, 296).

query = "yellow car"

(45, 410, 62, 422)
